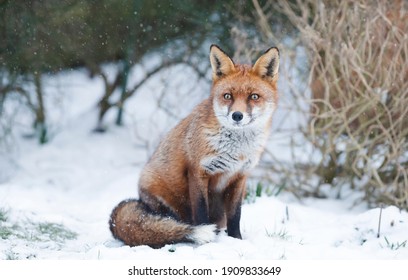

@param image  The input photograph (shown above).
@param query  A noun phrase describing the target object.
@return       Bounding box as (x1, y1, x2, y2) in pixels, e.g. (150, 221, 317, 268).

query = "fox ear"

(252, 47, 279, 82)
(210, 44, 235, 81)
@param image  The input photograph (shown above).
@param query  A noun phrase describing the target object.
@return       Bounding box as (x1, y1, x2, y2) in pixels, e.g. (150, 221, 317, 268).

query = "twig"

(377, 203, 384, 238)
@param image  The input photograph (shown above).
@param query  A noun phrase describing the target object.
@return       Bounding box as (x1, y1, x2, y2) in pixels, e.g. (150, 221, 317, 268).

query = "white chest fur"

(201, 126, 267, 176)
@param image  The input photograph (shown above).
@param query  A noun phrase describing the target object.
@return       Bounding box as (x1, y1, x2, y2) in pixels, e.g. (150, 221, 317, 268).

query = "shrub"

(250, 0, 408, 208)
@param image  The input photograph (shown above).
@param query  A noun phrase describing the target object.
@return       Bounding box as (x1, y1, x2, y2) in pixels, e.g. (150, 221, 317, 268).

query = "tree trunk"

(34, 72, 47, 144)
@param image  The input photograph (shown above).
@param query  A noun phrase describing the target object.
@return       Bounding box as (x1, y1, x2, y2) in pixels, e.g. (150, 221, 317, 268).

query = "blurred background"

(1, 0, 407, 209)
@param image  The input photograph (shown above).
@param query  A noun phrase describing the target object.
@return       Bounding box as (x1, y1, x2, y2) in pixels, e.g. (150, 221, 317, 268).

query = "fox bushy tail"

(109, 199, 216, 248)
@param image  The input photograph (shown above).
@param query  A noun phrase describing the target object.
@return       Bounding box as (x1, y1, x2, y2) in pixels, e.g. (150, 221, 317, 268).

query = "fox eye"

(224, 93, 232, 100)
(250, 93, 260, 100)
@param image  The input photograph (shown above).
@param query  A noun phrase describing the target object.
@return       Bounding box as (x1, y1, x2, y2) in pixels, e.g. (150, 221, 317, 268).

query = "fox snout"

(227, 109, 252, 127)
(231, 111, 244, 122)
(212, 101, 256, 128)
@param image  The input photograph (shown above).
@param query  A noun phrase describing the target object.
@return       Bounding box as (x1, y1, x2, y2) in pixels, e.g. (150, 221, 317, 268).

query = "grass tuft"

(0, 208, 8, 222)
(245, 181, 286, 203)
(37, 222, 77, 243)
(265, 228, 291, 241)
(383, 236, 407, 251)
(5, 249, 19, 260)
(0, 227, 14, 240)
(0, 210, 77, 246)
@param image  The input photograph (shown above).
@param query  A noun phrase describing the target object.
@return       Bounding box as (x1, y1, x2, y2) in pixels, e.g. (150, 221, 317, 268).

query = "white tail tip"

(189, 224, 217, 245)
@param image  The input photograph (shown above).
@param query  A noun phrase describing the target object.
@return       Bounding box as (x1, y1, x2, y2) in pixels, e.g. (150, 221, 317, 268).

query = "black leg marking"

(227, 203, 242, 239)
(194, 194, 210, 225)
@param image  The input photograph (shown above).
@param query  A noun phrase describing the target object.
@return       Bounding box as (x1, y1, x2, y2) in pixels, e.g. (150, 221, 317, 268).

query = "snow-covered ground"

(1, 61, 408, 260)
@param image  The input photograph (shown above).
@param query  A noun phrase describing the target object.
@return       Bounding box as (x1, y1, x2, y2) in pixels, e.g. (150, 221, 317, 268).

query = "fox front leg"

(224, 174, 246, 239)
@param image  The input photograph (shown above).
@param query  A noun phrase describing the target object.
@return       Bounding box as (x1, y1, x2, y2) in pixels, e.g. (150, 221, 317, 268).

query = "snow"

(1, 62, 408, 260)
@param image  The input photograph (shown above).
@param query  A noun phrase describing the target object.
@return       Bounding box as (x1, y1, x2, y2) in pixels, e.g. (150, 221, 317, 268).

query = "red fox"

(109, 45, 280, 248)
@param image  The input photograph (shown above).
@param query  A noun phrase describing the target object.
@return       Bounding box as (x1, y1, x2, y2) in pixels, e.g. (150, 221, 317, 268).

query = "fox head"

(209, 45, 279, 129)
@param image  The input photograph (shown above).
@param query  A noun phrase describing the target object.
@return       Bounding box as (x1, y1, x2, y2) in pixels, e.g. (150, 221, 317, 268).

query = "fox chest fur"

(200, 126, 266, 178)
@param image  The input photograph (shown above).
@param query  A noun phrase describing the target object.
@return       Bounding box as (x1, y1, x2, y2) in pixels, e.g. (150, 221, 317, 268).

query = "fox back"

(110, 45, 280, 248)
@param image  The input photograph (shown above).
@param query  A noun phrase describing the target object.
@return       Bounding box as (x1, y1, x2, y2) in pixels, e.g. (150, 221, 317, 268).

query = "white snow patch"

(1, 60, 407, 260)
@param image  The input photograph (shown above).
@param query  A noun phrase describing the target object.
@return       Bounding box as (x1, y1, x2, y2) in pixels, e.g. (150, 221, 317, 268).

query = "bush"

(254, 0, 408, 208)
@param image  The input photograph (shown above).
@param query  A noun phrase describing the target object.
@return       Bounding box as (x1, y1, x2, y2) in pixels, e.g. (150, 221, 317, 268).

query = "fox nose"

(232, 111, 244, 122)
